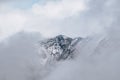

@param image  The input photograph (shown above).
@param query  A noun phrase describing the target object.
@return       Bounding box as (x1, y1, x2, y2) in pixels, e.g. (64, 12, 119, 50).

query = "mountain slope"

(39, 35, 82, 63)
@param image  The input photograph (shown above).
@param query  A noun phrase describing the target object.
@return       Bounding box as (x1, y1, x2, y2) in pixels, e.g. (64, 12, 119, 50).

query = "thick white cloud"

(0, 0, 88, 40)
(0, 0, 118, 40)
(32, 0, 87, 19)
(0, 10, 27, 40)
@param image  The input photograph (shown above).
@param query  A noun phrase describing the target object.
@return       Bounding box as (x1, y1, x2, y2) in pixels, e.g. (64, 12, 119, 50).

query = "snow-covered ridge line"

(38, 35, 82, 64)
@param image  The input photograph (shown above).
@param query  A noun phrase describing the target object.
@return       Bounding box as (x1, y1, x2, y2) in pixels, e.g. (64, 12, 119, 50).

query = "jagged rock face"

(39, 35, 82, 62)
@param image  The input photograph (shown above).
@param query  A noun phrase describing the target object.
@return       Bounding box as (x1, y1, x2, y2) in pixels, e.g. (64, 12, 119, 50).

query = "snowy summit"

(39, 35, 82, 63)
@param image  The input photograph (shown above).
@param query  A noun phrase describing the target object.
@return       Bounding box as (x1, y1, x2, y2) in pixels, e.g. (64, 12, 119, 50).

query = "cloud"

(0, 0, 88, 40)
(0, 10, 27, 40)
(0, 0, 31, 2)
(0, 0, 120, 80)
(0, 0, 119, 40)
(32, 0, 87, 19)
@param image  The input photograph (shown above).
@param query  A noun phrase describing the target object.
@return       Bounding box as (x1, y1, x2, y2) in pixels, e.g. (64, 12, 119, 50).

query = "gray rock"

(39, 35, 82, 61)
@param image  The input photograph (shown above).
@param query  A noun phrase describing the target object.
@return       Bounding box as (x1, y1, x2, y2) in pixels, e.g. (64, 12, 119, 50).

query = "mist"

(0, 0, 120, 80)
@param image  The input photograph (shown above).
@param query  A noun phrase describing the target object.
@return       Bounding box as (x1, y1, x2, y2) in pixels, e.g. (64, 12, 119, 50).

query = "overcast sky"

(0, 0, 119, 40)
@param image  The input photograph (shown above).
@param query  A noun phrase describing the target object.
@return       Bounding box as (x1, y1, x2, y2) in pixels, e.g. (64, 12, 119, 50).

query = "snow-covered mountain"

(39, 35, 82, 63)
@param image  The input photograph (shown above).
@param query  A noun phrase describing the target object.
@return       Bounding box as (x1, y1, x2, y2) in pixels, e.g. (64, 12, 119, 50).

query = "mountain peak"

(39, 35, 82, 63)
